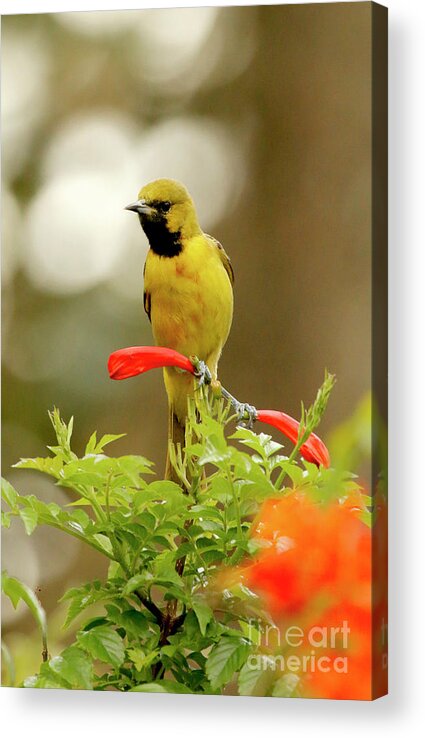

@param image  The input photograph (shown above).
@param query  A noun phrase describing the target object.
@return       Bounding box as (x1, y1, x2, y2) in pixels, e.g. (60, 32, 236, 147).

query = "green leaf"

(19, 506, 38, 535)
(122, 572, 153, 596)
(206, 637, 251, 691)
(153, 551, 185, 589)
(85, 431, 98, 455)
(1, 511, 11, 529)
(1, 477, 18, 511)
(130, 680, 192, 694)
(60, 580, 118, 628)
(92, 534, 113, 555)
(1, 572, 48, 659)
(14, 455, 63, 477)
(111, 610, 151, 639)
(94, 433, 126, 452)
(231, 428, 280, 459)
(77, 626, 125, 668)
(133, 481, 190, 519)
(127, 647, 159, 671)
(49, 646, 93, 689)
(85, 432, 126, 455)
(271, 673, 301, 698)
(238, 658, 276, 697)
(115, 455, 154, 486)
(192, 599, 213, 636)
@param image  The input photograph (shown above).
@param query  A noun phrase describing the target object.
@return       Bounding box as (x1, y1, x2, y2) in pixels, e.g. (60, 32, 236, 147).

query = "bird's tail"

(163, 366, 194, 483)
(165, 404, 186, 484)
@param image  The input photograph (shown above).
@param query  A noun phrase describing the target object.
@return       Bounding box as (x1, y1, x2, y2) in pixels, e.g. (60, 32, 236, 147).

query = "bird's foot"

(235, 402, 258, 429)
(220, 386, 258, 428)
(190, 356, 212, 387)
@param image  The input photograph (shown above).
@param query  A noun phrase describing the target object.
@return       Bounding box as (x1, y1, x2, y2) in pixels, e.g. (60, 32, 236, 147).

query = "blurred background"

(1, 3, 372, 679)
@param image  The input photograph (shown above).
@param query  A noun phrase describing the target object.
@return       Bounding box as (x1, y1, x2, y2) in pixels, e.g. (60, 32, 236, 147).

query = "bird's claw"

(236, 402, 258, 429)
(191, 356, 212, 387)
(190, 356, 257, 427)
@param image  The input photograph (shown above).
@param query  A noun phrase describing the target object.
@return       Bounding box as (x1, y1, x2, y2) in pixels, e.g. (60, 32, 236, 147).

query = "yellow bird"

(125, 178, 234, 477)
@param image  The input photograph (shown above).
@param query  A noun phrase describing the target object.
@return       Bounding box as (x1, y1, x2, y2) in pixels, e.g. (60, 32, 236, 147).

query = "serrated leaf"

(122, 572, 154, 596)
(92, 534, 113, 555)
(238, 658, 276, 697)
(282, 463, 305, 486)
(49, 646, 93, 689)
(23, 672, 66, 689)
(198, 448, 232, 467)
(60, 581, 116, 628)
(13, 456, 63, 477)
(85, 431, 98, 455)
(206, 637, 251, 691)
(1, 478, 19, 510)
(153, 551, 185, 589)
(271, 673, 301, 698)
(19, 507, 38, 535)
(77, 626, 125, 668)
(192, 599, 213, 636)
(67, 508, 91, 530)
(94, 433, 126, 453)
(127, 647, 159, 671)
(111, 610, 151, 638)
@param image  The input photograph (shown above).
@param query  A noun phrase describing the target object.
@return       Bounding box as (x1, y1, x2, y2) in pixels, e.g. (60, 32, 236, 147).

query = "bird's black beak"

(124, 199, 154, 217)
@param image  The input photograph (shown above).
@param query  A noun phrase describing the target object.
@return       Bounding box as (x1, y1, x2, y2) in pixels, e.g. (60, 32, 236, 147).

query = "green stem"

(225, 463, 242, 539)
(287, 429, 310, 464)
(104, 472, 113, 521)
(84, 485, 107, 524)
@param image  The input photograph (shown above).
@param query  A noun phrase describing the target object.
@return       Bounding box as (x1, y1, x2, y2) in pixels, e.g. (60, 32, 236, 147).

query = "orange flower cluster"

(237, 494, 387, 700)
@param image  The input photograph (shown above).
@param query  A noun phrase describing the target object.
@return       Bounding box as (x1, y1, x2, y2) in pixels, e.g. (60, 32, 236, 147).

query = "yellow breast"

(144, 234, 233, 366)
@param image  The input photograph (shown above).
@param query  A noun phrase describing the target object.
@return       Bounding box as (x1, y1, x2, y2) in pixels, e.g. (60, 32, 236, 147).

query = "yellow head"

(125, 178, 201, 256)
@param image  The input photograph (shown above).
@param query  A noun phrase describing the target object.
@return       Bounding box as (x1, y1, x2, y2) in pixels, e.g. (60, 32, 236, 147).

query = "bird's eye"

(159, 201, 171, 213)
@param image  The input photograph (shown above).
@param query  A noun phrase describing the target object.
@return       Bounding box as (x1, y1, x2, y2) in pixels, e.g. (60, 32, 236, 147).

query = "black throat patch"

(139, 214, 183, 258)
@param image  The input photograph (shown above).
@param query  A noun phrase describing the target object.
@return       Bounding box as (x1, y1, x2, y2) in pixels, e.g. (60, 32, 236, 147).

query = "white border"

(1, 0, 425, 735)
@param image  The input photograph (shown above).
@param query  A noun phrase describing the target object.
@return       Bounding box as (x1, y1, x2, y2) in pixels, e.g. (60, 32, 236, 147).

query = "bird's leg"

(190, 356, 212, 386)
(190, 355, 257, 428)
(220, 386, 258, 429)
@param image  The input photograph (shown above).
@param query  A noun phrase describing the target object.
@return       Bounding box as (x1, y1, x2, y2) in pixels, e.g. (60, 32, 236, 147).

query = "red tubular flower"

(108, 346, 194, 380)
(256, 409, 330, 468)
(107, 348, 330, 468)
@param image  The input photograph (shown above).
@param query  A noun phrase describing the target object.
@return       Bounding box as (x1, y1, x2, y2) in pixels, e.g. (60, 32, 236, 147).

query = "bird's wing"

(205, 234, 234, 286)
(143, 261, 151, 322)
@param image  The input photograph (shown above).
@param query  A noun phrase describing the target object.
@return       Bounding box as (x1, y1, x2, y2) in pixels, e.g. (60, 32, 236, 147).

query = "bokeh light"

(54, 9, 140, 37)
(41, 110, 139, 180)
(23, 171, 134, 294)
(132, 117, 246, 230)
(132, 8, 219, 93)
(1, 187, 22, 287)
(1, 28, 51, 182)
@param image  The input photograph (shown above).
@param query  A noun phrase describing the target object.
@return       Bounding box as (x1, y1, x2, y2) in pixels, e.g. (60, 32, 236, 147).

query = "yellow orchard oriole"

(126, 178, 234, 477)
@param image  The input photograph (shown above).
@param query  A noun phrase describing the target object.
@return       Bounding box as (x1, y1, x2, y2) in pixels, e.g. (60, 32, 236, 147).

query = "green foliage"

(289, 369, 336, 462)
(2, 382, 357, 694)
(2, 572, 48, 663)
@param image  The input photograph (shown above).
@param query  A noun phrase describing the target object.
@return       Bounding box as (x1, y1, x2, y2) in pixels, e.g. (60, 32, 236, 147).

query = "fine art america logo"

(246, 620, 352, 674)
